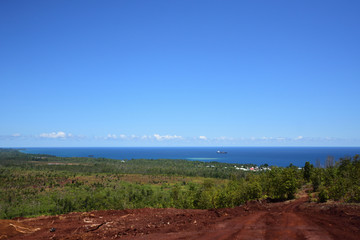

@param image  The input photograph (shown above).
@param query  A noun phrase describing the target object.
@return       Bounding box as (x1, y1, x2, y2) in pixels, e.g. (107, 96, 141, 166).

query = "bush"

(345, 185, 360, 202)
(318, 188, 329, 203)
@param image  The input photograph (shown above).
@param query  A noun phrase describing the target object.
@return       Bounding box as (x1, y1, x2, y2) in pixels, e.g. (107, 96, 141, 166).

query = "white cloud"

(153, 134, 162, 140)
(102, 134, 183, 141)
(130, 134, 138, 139)
(141, 135, 149, 140)
(106, 134, 118, 140)
(105, 134, 129, 140)
(215, 136, 228, 141)
(154, 134, 183, 141)
(295, 136, 304, 140)
(199, 136, 207, 140)
(39, 131, 70, 139)
(261, 136, 275, 140)
(2, 132, 359, 147)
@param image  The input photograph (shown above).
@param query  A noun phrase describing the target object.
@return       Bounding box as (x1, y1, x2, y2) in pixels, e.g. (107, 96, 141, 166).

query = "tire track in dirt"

(193, 211, 333, 240)
(185, 198, 334, 240)
(195, 212, 267, 240)
(264, 211, 332, 240)
(262, 197, 333, 240)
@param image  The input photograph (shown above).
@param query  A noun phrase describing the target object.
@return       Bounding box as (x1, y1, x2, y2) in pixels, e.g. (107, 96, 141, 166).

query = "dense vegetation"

(0, 149, 358, 219)
(305, 155, 360, 203)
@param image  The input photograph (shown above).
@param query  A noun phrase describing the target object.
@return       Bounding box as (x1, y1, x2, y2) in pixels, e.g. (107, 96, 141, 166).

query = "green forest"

(0, 149, 359, 219)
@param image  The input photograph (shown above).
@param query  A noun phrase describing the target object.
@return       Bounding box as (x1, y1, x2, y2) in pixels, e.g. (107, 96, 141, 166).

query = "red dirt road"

(1, 197, 360, 240)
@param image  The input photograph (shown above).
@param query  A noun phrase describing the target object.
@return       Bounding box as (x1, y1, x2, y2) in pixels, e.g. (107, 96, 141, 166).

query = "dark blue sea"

(23, 147, 360, 167)
(20, 147, 360, 167)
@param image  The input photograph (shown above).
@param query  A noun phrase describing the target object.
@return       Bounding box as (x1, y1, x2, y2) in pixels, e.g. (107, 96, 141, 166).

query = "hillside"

(1, 194, 360, 240)
(1, 149, 360, 239)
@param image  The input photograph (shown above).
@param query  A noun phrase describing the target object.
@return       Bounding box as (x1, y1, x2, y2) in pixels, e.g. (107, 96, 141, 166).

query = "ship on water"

(216, 150, 227, 154)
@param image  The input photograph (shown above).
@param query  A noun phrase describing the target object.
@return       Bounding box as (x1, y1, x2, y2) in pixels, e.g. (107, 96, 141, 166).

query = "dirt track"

(1, 196, 360, 240)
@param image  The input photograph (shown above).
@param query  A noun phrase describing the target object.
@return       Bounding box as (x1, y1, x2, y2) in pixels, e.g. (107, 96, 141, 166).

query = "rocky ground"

(1, 196, 360, 240)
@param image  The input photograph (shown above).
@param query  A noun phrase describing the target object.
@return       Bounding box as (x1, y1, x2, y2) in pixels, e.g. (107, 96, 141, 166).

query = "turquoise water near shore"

(21, 147, 360, 167)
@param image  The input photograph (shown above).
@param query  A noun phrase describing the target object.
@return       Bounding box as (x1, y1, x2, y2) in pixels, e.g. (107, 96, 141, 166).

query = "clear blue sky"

(1, 0, 359, 147)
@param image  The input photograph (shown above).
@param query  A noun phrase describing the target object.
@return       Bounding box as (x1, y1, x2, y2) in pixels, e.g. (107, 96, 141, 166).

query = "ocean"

(20, 147, 360, 167)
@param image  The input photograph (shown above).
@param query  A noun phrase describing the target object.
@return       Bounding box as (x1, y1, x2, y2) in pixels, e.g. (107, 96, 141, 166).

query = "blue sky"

(1, 0, 360, 147)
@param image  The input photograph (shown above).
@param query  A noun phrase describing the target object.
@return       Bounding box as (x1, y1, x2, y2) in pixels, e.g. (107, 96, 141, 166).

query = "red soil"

(1, 197, 360, 240)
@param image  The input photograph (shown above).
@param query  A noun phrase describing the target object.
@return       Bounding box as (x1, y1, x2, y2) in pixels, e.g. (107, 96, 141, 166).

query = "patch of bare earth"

(1, 198, 360, 240)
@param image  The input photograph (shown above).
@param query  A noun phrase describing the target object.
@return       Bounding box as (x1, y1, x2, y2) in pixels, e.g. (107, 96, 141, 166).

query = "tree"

(325, 156, 335, 168)
(303, 161, 313, 182)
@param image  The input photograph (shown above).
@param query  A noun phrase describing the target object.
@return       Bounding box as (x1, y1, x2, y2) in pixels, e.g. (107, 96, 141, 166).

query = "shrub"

(318, 188, 329, 203)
